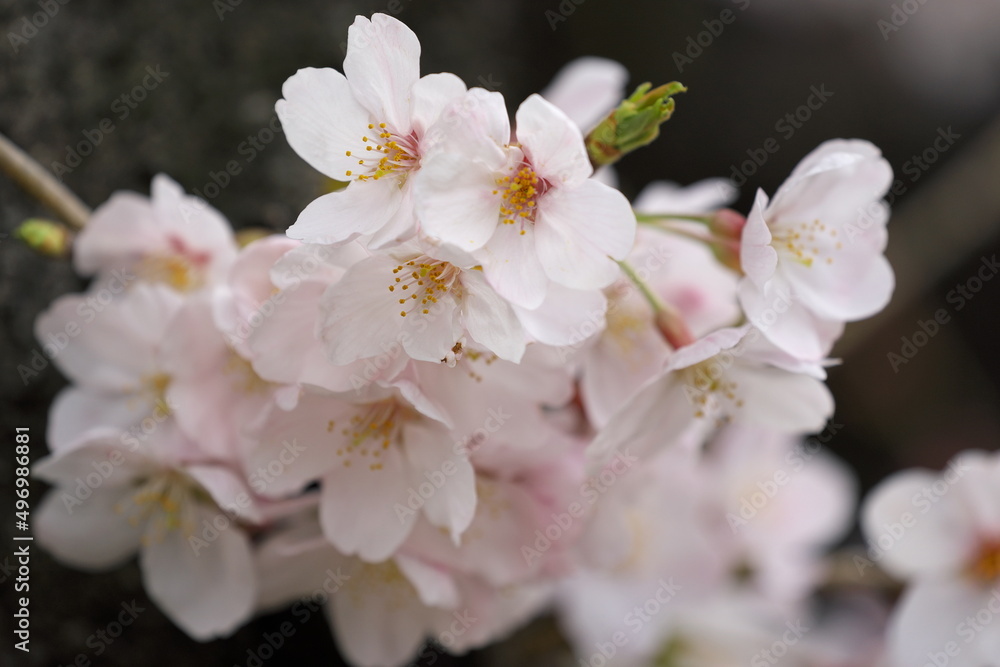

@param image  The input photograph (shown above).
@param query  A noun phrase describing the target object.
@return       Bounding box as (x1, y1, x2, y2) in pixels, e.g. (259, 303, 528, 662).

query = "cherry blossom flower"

(738, 140, 894, 360)
(256, 514, 551, 667)
(579, 181, 741, 427)
(34, 431, 260, 640)
(249, 383, 475, 561)
(317, 241, 525, 365)
(416, 90, 636, 308)
(35, 283, 186, 451)
(586, 325, 834, 470)
(862, 450, 1000, 667)
(74, 174, 237, 293)
(277, 14, 467, 248)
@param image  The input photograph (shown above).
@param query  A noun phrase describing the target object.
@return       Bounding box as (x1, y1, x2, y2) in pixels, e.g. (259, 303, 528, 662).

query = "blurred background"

(2, 0, 1000, 664)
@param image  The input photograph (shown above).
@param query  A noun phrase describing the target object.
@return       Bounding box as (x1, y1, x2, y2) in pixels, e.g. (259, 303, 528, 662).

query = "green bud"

(585, 81, 687, 168)
(14, 218, 72, 258)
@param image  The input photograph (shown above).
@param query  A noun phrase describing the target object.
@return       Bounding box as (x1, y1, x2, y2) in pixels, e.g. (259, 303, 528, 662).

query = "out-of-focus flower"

(862, 450, 1000, 667)
(74, 174, 237, 293)
(35, 432, 260, 640)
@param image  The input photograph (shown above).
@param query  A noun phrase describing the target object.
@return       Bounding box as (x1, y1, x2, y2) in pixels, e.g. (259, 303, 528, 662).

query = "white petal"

(477, 221, 549, 309)
(410, 72, 467, 137)
(287, 178, 403, 245)
(634, 178, 738, 213)
(515, 94, 592, 186)
(141, 504, 255, 640)
(585, 373, 695, 472)
(403, 421, 476, 542)
(729, 364, 834, 433)
(320, 445, 416, 561)
(35, 486, 141, 570)
(460, 270, 526, 362)
(540, 56, 628, 132)
(887, 579, 987, 667)
(739, 189, 778, 288)
(276, 67, 371, 179)
(414, 152, 502, 250)
(862, 469, 979, 579)
(535, 179, 635, 289)
(344, 13, 420, 133)
(395, 553, 460, 609)
(513, 282, 607, 347)
(331, 561, 428, 667)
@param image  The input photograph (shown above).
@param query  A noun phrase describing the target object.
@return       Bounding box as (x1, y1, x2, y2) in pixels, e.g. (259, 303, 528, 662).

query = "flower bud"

(585, 81, 687, 168)
(15, 218, 72, 258)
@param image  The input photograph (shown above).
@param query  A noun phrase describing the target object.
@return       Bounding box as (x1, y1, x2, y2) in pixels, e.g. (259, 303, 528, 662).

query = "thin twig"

(0, 131, 91, 229)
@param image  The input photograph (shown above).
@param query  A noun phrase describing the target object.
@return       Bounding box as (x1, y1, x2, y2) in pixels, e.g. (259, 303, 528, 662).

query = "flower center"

(331, 399, 413, 471)
(115, 471, 204, 545)
(967, 539, 1000, 583)
(771, 219, 841, 268)
(343, 122, 418, 182)
(130, 372, 173, 417)
(135, 236, 211, 291)
(679, 360, 743, 420)
(494, 162, 544, 232)
(389, 257, 463, 318)
(605, 290, 652, 360)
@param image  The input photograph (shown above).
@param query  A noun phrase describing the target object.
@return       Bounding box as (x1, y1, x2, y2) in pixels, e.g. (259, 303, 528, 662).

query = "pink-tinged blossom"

(579, 181, 741, 427)
(74, 174, 237, 293)
(739, 140, 894, 360)
(703, 424, 856, 606)
(277, 14, 466, 248)
(249, 383, 475, 562)
(34, 284, 186, 452)
(416, 90, 635, 308)
(318, 241, 526, 365)
(558, 447, 726, 666)
(34, 432, 260, 640)
(586, 325, 834, 471)
(247, 243, 406, 394)
(861, 450, 1000, 667)
(255, 515, 551, 667)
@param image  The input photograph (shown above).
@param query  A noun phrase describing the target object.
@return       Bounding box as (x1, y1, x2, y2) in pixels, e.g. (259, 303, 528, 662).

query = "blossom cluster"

(29, 12, 928, 667)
